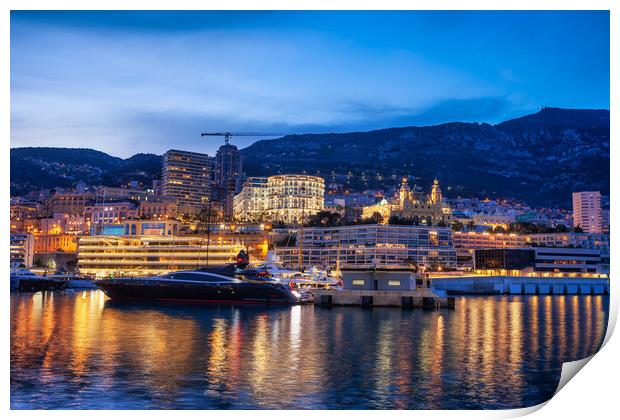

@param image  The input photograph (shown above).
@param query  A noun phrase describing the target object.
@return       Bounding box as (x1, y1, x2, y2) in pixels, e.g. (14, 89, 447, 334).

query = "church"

(362, 178, 452, 226)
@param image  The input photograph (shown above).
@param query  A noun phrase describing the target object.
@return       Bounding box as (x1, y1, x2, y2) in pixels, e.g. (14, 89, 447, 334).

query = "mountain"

(10, 148, 162, 195)
(241, 107, 609, 207)
(10, 108, 610, 207)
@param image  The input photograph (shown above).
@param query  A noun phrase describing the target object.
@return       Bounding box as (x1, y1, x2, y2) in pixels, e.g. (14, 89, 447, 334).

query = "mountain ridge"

(10, 107, 610, 207)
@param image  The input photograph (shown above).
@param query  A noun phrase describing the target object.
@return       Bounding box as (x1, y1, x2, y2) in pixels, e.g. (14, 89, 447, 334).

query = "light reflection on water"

(11, 291, 608, 409)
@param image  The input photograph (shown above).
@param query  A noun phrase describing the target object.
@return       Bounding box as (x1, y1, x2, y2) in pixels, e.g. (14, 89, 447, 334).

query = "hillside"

(10, 108, 610, 207)
(241, 107, 610, 207)
(10, 148, 162, 195)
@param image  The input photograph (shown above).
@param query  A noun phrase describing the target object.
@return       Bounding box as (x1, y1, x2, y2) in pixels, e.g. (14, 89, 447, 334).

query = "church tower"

(430, 179, 442, 206)
(399, 177, 411, 207)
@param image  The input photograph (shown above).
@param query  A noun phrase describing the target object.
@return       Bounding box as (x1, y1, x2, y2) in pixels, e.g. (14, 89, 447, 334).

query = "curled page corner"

(505, 356, 598, 418)
(554, 355, 595, 396)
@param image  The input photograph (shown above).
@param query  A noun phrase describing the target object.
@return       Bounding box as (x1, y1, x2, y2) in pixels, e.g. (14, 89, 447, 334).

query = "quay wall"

(314, 289, 455, 309)
(430, 276, 610, 295)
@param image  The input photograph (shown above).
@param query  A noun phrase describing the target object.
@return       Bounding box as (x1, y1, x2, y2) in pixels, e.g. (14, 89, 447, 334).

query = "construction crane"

(200, 131, 287, 145)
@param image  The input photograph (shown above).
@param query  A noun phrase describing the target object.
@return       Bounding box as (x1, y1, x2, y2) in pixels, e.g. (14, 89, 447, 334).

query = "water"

(11, 291, 608, 409)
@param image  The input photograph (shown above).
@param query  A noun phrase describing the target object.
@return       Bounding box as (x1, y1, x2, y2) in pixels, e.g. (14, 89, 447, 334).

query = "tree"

(388, 215, 414, 225)
(492, 225, 506, 233)
(306, 211, 342, 227)
(451, 220, 464, 231)
(573, 225, 584, 233)
(436, 220, 447, 228)
(362, 211, 384, 225)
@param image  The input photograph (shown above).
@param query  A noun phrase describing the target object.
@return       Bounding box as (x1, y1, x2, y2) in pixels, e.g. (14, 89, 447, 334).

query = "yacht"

(95, 251, 310, 305)
(47, 272, 97, 289)
(10, 267, 65, 292)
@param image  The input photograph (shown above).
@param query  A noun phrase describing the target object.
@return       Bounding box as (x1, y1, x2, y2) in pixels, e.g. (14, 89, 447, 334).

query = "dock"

(314, 289, 455, 309)
(430, 275, 610, 296)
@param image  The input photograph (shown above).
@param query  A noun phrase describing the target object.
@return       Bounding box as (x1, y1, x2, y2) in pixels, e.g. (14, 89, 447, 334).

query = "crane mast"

(200, 131, 286, 145)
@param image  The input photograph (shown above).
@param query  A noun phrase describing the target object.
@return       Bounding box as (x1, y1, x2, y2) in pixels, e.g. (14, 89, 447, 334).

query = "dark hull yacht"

(95, 251, 307, 305)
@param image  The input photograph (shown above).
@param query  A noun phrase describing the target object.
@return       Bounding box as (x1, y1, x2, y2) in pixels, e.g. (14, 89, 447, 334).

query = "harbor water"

(11, 290, 609, 409)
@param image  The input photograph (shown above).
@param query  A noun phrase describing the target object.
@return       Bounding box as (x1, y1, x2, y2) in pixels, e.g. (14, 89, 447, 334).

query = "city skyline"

(11, 10, 610, 158)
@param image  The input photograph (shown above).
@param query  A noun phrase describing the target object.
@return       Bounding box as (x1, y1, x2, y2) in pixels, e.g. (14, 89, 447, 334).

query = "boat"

(11, 267, 65, 292)
(255, 255, 342, 290)
(253, 261, 302, 278)
(47, 272, 97, 289)
(95, 251, 311, 305)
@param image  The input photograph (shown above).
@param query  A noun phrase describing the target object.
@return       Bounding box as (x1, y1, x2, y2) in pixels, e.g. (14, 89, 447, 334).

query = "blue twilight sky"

(11, 10, 609, 158)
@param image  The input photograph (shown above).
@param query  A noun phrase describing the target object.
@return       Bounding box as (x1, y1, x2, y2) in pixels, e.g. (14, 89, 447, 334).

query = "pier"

(314, 289, 455, 309)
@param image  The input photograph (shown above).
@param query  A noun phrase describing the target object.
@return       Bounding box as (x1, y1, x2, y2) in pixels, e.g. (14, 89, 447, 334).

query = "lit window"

(388, 280, 401, 286)
(352, 279, 365, 285)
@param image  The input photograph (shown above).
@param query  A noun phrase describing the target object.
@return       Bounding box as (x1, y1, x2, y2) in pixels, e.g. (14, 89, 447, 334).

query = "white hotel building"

(234, 174, 325, 224)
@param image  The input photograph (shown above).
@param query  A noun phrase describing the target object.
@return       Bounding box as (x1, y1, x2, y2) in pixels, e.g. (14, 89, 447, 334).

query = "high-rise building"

(572, 191, 602, 233)
(161, 149, 213, 212)
(214, 143, 243, 218)
(215, 143, 243, 189)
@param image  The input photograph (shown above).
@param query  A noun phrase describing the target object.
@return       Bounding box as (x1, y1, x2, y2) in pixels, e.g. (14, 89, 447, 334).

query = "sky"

(10, 10, 610, 158)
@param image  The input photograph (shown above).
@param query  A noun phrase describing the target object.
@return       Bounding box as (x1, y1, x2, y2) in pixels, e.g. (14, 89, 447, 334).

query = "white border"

(1, 2, 617, 420)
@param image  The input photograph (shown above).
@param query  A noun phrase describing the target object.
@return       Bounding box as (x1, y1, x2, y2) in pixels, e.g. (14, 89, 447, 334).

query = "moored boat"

(47, 272, 97, 289)
(95, 251, 310, 305)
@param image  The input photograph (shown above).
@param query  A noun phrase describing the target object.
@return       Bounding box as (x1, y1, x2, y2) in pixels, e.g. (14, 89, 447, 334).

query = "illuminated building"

(233, 177, 269, 222)
(362, 178, 451, 225)
(273, 224, 456, 270)
(161, 149, 213, 212)
(233, 175, 325, 224)
(77, 236, 247, 278)
(96, 186, 156, 202)
(94, 220, 183, 236)
(572, 191, 602, 233)
(84, 202, 138, 235)
(474, 247, 603, 274)
(10, 200, 39, 220)
(33, 234, 78, 253)
(39, 213, 85, 235)
(138, 199, 179, 220)
(44, 192, 95, 217)
(10, 233, 34, 267)
(452, 231, 610, 273)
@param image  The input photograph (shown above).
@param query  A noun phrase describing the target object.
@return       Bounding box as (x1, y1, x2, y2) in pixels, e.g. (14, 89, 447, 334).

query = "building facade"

(214, 143, 243, 188)
(572, 191, 602, 233)
(33, 234, 78, 254)
(453, 231, 610, 273)
(44, 192, 94, 217)
(233, 175, 325, 224)
(10, 233, 34, 268)
(474, 247, 603, 274)
(84, 202, 138, 234)
(233, 177, 269, 222)
(77, 236, 246, 278)
(161, 149, 213, 212)
(138, 199, 179, 220)
(362, 178, 451, 225)
(273, 224, 456, 271)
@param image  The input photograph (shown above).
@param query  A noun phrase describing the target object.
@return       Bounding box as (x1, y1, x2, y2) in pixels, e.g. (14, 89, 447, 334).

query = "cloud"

(10, 18, 520, 157)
